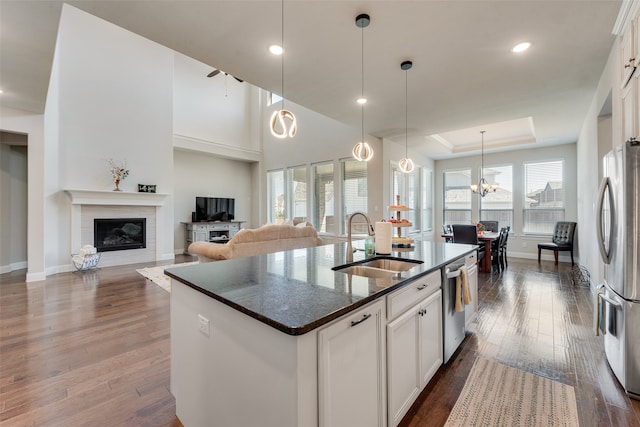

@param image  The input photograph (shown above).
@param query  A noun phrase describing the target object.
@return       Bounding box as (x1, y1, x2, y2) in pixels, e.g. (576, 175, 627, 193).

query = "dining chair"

(452, 224, 485, 263)
(537, 221, 577, 265)
(442, 224, 453, 242)
(479, 220, 499, 232)
(491, 226, 510, 271)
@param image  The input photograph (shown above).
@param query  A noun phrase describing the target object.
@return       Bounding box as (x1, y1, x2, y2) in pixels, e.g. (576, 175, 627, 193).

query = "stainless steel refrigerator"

(596, 139, 640, 398)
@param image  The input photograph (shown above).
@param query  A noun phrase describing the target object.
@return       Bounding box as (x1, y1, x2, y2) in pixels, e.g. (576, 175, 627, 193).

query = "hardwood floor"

(1, 256, 639, 426)
(401, 258, 640, 427)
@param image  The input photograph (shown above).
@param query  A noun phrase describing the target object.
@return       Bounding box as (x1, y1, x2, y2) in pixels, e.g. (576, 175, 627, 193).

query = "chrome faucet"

(346, 211, 375, 263)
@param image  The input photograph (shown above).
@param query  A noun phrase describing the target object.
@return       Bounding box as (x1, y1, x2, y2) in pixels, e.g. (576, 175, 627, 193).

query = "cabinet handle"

(416, 284, 427, 291)
(350, 313, 372, 327)
(418, 308, 427, 316)
(626, 63, 634, 68)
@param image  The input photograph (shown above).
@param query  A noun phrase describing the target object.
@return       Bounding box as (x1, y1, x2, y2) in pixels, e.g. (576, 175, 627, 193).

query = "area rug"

(445, 357, 579, 427)
(136, 262, 199, 293)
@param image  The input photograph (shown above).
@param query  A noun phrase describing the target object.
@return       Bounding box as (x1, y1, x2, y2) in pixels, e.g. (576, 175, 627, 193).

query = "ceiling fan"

(206, 69, 243, 82)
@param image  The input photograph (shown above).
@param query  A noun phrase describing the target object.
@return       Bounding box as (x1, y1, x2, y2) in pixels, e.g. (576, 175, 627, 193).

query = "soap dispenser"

(365, 236, 376, 257)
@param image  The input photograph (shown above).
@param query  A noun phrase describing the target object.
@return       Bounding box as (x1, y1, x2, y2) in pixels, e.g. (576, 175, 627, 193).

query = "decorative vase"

(113, 179, 121, 191)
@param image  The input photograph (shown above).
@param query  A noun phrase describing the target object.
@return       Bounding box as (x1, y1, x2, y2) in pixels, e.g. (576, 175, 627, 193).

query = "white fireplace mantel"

(64, 189, 168, 206)
(64, 189, 173, 268)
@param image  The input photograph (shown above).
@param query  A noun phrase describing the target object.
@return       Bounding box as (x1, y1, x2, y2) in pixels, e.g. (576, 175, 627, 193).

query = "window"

(480, 164, 513, 230)
(342, 159, 368, 234)
(391, 166, 418, 232)
(267, 170, 285, 223)
(421, 169, 433, 232)
(313, 162, 334, 233)
(287, 166, 307, 223)
(523, 160, 564, 234)
(267, 92, 283, 106)
(443, 169, 472, 225)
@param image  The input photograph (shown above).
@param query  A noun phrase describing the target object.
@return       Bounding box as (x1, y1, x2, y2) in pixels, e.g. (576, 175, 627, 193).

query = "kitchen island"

(166, 240, 476, 427)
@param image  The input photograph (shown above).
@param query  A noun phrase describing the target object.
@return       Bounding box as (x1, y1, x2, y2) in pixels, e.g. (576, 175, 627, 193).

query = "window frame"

(522, 159, 565, 235)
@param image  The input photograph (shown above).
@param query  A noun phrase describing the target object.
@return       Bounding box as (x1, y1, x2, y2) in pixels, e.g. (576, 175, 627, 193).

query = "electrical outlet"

(198, 314, 210, 336)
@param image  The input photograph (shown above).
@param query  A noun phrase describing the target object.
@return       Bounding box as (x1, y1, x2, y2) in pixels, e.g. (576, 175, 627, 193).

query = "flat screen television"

(195, 197, 235, 222)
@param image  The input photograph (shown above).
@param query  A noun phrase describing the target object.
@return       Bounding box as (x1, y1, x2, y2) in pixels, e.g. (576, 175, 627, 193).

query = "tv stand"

(183, 221, 245, 254)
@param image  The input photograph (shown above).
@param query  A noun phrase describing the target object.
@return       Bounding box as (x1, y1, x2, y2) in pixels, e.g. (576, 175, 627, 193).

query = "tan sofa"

(188, 223, 323, 262)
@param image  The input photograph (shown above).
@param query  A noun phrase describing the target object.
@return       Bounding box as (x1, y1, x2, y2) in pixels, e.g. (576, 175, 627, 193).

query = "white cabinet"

(386, 270, 442, 427)
(318, 298, 387, 427)
(183, 221, 242, 253)
(621, 18, 637, 88)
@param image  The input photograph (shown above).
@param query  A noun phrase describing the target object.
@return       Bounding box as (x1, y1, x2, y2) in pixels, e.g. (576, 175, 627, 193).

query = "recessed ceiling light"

(357, 97, 367, 105)
(0, 89, 3, 94)
(269, 44, 283, 55)
(511, 42, 531, 53)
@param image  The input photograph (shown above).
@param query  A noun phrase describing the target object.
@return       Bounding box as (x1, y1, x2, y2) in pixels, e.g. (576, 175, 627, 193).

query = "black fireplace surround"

(94, 218, 146, 252)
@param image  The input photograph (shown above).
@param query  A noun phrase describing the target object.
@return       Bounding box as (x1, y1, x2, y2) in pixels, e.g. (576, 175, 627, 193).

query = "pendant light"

(352, 13, 373, 162)
(270, 0, 297, 139)
(398, 60, 414, 174)
(470, 130, 499, 196)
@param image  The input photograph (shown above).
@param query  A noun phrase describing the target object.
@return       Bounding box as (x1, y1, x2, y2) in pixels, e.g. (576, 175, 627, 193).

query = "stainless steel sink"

(336, 265, 398, 279)
(332, 257, 423, 280)
(359, 258, 422, 272)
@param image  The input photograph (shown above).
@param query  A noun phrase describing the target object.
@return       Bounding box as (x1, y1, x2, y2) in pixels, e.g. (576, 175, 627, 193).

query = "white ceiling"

(0, 1, 622, 159)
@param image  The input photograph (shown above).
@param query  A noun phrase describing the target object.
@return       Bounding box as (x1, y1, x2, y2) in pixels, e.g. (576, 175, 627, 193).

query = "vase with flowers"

(475, 221, 486, 235)
(108, 159, 129, 191)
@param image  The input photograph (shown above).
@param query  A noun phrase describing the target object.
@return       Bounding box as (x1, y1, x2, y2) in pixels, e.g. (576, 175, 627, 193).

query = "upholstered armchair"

(537, 221, 577, 265)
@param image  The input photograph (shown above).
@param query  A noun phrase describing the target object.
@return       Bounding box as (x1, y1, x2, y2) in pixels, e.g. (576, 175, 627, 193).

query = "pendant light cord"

(361, 18, 365, 142)
(405, 68, 408, 158)
(481, 130, 485, 176)
(281, 0, 285, 110)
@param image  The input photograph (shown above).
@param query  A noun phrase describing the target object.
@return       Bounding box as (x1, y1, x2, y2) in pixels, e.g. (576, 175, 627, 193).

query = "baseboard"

(1, 261, 28, 274)
(507, 250, 576, 264)
(26, 271, 47, 282)
(158, 253, 176, 261)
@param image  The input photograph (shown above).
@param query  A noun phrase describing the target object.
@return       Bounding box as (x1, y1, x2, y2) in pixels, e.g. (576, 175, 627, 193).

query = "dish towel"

(455, 265, 471, 312)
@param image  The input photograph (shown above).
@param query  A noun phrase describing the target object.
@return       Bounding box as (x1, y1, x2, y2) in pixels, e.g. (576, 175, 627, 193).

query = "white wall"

(173, 149, 253, 253)
(43, 4, 175, 272)
(173, 52, 257, 153)
(435, 143, 578, 261)
(576, 34, 619, 287)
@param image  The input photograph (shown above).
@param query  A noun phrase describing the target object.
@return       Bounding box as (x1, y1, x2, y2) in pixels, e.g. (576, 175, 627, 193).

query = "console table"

(183, 221, 245, 254)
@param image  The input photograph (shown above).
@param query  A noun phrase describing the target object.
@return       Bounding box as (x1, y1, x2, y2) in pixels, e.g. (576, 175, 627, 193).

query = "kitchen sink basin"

(332, 257, 423, 280)
(359, 258, 422, 272)
(336, 265, 398, 279)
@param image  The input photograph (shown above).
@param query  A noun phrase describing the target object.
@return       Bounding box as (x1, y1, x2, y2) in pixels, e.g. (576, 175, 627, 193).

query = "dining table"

(441, 231, 500, 273)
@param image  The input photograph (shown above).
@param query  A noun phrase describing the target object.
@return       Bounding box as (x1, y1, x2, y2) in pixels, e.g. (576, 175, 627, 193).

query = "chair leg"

(538, 248, 541, 263)
(554, 250, 558, 265)
(570, 250, 574, 266)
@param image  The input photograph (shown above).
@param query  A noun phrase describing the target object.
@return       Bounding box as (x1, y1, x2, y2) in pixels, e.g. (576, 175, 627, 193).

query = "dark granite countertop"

(166, 240, 476, 336)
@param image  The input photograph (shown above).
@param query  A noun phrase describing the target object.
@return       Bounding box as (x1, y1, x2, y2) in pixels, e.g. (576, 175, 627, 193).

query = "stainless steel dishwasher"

(442, 259, 467, 363)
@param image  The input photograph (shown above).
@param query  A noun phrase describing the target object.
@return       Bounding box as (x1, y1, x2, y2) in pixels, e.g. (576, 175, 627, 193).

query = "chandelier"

(470, 130, 498, 196)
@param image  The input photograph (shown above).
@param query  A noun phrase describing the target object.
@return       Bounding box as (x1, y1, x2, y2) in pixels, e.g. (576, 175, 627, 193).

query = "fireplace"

(94, 218, 146, 252)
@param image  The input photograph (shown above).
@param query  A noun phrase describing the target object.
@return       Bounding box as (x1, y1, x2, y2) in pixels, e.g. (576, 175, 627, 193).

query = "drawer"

(209, 225, 229, 231)
(387, 269, 441, 321)
(192, 224, 208, 231)
(229, 224, 239, 231)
